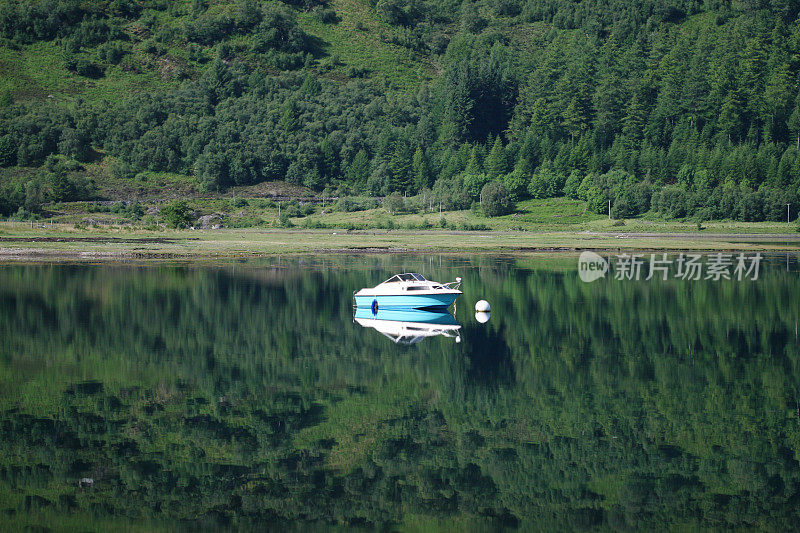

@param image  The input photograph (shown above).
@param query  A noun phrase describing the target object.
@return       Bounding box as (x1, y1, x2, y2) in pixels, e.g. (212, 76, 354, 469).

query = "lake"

(1, 253, 799, 530)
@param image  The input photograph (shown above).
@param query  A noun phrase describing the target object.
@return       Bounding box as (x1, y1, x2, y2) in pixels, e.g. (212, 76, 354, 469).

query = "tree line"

(1, 0, 800, 220)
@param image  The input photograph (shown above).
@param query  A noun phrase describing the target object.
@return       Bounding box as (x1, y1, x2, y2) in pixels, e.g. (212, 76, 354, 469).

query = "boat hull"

(354, 293, 459, 310)
(354, 307, 459, 324)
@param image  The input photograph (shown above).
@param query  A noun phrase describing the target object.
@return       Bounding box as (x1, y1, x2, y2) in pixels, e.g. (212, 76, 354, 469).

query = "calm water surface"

(1, 254, 799, 530)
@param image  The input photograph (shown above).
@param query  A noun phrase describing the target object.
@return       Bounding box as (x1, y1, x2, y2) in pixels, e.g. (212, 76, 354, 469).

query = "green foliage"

(109, 159, 135, 180)
(411, 147, 431, 190)
(459, 0, 486, 33)
(160, 200, 193, 228)
(502, 166, 529, 202)
(484, 137, 509, 178)
(563, 170, 582, 199)
(383, 191, 405, 214)
(9, 205, 38, 220)
(335, 196, 379, 212)
(462, 173, 491, 200)
(0, 134, 14, 166)
(527, 162, 565, 199)
(480, 180, 513, 216)
(0, 0, 800, 222)
(376, 0, 418, 26)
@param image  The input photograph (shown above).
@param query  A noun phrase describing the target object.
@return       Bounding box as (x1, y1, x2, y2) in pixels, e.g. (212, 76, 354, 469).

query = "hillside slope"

(0, 0, 799, 225)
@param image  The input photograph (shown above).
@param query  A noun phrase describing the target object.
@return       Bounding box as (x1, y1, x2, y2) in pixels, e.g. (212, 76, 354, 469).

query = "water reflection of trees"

(0, 257, 799, 529)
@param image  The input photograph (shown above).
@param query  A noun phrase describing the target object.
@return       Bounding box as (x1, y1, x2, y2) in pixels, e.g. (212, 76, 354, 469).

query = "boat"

(354, 307, 461, 344)
(353, 273, 462, 310)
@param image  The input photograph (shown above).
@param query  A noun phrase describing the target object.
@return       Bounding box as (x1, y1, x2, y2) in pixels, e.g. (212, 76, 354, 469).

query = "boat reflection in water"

(354, 307, 461, 345)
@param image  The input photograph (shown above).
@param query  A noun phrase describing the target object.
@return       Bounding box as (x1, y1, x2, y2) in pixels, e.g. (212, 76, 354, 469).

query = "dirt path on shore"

(578, 232, 800, 241)
(0, 236, 196, 244)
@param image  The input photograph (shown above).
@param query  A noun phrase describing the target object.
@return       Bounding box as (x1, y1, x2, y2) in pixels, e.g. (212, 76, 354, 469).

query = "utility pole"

(788, 203, 791, 224)
(608, 200, 611, 220)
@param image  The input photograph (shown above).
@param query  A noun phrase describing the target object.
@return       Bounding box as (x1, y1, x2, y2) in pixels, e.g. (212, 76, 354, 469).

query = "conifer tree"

(485, 137, 509, 178)
(412, 147, 431, 191)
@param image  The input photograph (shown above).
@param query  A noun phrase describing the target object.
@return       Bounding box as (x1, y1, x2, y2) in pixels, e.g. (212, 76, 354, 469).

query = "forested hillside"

(1, 0, 800, 222)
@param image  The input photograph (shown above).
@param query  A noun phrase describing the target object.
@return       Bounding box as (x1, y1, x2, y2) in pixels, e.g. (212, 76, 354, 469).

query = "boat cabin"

(382, 273, 427, 283)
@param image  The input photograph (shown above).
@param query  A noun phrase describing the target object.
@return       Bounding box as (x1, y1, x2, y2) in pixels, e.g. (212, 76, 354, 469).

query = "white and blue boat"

(354, 273, 461, 311)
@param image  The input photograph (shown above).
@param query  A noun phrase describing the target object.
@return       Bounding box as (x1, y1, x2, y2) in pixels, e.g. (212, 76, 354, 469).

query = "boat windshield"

(383, 273, 427, 283)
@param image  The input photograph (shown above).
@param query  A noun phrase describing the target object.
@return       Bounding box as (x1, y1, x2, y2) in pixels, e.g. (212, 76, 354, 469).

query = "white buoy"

(475, 311, 490, 323)
(475, 300, 490, 312)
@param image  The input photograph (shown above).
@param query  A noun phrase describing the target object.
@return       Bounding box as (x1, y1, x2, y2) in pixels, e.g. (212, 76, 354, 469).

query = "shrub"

(376, 0, 418, 26)
(230, 197, 248, 208)
(75, 58, 104, 78)
(301, 218, 325, 228)
(11, 206, 37, 221)
(335, 197, 356, 212)
(278, 212, 293, 227)
(110, 159, 135, 180)
(249, 198, 275, 209)
(312, 6, 339, 24)
(527, 164, 565, 199)
(481, 181, 514, 217)
(161, 200, 193, 228)
(651, 187, 690, 218)
(384, 192, 404, 214)
(125, 202, 144, 220)
(495, 0, 521, 16)
(101, 42, 125, 64)
(463, 173, 491, 200)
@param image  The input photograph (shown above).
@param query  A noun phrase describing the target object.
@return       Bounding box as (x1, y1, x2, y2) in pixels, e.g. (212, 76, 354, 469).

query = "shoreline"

(0, 228, 799, 262)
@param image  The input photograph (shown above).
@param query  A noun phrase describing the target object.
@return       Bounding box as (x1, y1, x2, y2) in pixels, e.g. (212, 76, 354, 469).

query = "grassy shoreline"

(1, 223, 799, 262)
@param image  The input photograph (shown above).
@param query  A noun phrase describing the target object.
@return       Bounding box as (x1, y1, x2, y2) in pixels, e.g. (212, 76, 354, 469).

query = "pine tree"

(387, 141, 413, 193)
(593, 44, 625, 147)
(345, 150, 370, 189)
(787, 98, 800, 150)
(622, 91, 647, 147)
(464, 145, 483, 175)
(485, 137, 509, 177)
(279, 99, 298, 132)
(459, 0, 486, 34)
(412, 147, 431, 191)
(718, 90, 745, 142)
(517, 132, 539, 170)
(556, 41, 595, 142)
(320, 136, 338, 178)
